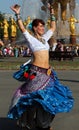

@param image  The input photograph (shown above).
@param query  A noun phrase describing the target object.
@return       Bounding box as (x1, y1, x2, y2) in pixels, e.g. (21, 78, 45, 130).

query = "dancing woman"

(7, 3, 74, 130)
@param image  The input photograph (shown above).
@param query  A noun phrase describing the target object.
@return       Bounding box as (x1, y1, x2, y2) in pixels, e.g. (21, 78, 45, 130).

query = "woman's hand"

(10, 4, 26, 33)
(47, 3, 54, 14)
(10, 4, 21, 14)
(47, 3, 51, 10)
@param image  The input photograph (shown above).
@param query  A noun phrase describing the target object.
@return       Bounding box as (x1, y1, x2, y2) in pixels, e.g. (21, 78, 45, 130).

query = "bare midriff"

(32, 50, 50, 69)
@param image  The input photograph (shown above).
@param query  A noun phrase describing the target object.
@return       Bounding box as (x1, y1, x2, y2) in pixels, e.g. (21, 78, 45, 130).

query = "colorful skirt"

(7, 64, 74, 119)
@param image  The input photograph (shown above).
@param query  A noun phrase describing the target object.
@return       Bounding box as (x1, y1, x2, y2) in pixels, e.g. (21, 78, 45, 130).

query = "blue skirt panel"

(7, 68, 74, 119)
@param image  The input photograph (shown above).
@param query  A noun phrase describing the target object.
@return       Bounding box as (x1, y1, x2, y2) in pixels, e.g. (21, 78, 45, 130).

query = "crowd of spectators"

(50, 41, 79, 57)
(0, 39, 79, 58)
(0, 43, 32, 58)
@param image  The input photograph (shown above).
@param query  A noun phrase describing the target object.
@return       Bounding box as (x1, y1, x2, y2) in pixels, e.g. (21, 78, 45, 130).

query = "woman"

(7, 4, 74, 130)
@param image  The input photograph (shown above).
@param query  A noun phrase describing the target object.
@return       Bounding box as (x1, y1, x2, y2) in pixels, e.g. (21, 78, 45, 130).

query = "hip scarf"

(7, 64, 74, 119)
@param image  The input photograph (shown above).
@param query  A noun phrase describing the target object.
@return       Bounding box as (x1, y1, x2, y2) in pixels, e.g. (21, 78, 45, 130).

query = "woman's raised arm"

(48, 3, 56, 33)
(10, 4, 26, 33)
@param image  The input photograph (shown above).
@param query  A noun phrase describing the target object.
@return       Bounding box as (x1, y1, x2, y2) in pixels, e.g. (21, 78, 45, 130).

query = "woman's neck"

(34, 33, 42, 39)
(34, 34, 45, 44)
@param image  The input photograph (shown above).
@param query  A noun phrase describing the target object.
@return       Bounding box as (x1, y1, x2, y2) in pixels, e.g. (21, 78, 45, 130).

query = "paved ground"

(0, 70, 79, 130)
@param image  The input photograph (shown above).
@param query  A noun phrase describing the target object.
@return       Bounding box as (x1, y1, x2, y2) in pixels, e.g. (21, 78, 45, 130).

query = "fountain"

(74, 3, 79, 35)
(10, 0, 79, 45)
(16, 0, 52, 43)
(52, 1, 79, 45)
(56, 3, 70, 40)
(21, 0, 47, 21)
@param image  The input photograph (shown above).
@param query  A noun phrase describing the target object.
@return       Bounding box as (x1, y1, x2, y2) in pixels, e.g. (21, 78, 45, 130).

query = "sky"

(0, 0, 22, 14)
(0, 0, 79, 14)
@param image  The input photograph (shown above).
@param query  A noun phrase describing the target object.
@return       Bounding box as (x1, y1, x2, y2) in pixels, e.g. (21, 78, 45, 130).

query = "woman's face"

(34, 22, 45, 36)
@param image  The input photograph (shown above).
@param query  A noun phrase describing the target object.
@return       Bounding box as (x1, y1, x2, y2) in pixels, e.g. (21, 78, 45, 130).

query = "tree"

(0, 12, 5, 39)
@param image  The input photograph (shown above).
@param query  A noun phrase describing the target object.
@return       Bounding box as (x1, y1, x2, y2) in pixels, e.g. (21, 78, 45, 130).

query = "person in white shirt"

(7, 4, 74, 130)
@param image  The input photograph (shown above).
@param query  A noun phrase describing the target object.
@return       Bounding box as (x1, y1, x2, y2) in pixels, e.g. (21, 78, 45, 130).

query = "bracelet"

(15, 13, 21, 20)
(50, 14, 56, 21)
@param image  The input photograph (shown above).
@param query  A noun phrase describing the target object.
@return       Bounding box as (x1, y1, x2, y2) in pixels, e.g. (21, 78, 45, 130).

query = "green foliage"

(0, 57, 79, 70)
(0, 12, 4, 21)
(0, 12, 4, 39)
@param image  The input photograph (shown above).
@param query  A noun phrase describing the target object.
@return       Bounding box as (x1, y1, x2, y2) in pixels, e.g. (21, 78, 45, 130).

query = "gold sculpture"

(68, 15, 78, 35)
(46, 19, 51, 29)
(10, 18, 17, 38)
(26, 16, 31, 26)
(24, 16, 31, 26)
(3, 19, 9, 38)
(24, 16, 32, 34)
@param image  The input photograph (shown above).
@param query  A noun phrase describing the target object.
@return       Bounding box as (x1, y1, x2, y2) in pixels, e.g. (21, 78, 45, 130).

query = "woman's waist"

(32, 58, 49, 68)
(32, 61, 49, 69)
(31, 64, 52, 76)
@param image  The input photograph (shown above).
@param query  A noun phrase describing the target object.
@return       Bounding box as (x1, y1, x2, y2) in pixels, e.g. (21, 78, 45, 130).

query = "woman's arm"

(10, 4, 26, 33)
(48, 3, 56, 32)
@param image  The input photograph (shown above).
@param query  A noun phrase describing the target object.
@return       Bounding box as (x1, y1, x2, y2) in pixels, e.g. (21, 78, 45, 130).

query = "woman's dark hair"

(32, 19, 45, 32)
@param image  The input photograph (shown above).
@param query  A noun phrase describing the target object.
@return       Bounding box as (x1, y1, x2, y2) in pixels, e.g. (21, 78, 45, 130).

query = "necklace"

(35, 35, 45, 44)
